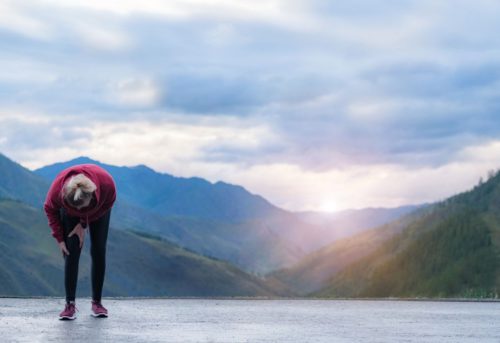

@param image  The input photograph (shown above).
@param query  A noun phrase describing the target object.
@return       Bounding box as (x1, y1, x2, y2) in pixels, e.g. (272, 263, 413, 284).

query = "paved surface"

(1, 298, 499, 342)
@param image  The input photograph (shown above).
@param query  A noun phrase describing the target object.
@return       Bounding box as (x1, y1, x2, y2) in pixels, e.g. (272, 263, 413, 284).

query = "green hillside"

(0, 153, 49, 208)
(0, 198, 284, 297)
(314, 171, 500, 298)
(266, 209, 424, 294)
(112, 201, 306, 274)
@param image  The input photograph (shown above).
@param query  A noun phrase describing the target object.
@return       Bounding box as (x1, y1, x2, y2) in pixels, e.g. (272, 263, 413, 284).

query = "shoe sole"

(91, 313, 108, 318)
(59, 315, 76, 320)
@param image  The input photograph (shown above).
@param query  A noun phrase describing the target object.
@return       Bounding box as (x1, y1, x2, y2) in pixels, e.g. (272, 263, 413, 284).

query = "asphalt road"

(1, 298, 499, 342)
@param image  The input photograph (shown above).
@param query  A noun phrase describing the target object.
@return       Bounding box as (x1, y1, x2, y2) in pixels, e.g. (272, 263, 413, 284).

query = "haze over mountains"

(315, 172, 500, 298)
(296, 205, 421, 243)
(272, 171, 500, 298)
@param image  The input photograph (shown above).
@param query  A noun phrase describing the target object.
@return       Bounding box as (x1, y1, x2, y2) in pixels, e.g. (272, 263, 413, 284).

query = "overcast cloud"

(1, 0, 500, 211)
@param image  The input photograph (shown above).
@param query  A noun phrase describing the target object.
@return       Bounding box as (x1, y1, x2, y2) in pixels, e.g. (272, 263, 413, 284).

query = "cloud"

(2, 0, 500, 210)
(109, 77, 161, 107)
(41, 0, 317, 31)
(72, 21, 132, 52)
(0, 110, 91, 167)
(0, 1, 53, 41)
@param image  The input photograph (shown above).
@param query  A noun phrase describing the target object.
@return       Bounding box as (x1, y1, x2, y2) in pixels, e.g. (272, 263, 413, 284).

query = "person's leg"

(60, 208, 82, 303)
(89, 209, 111, 303)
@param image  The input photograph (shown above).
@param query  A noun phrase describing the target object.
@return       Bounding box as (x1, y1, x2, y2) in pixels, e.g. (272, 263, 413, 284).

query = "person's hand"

(68, 223, 86, 249)
(58, 241, 70, 257)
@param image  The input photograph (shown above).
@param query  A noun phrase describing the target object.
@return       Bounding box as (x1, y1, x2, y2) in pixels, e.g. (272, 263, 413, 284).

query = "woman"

(44, 163, 116, 320)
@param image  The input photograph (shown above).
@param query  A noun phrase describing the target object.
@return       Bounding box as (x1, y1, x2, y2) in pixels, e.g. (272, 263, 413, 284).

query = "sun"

(319, 200, 338, 213)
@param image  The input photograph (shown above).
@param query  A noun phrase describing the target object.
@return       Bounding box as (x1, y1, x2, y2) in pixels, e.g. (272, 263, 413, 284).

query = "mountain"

(7, 151, 498, 298)
(0, 153, 287, 296)
(34, 157, 326, 273)
(0, 153, 49, 208)
(0, 198, 285, 297)
(35, 156, 282, 222)
(266, 208, 426, 294)
(273, 171, 500, 298)
(315, 172, 500, 298)
(111, 204, 307, 273)
(0, 153, 418, 275)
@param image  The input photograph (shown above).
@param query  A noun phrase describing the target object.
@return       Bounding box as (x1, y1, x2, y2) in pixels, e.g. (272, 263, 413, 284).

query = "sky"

(1, 0, 500, 212)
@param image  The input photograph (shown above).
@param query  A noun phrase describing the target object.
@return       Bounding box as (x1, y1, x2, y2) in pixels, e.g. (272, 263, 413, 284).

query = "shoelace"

(92, 302, 106, 311)
(66, 303, 79, 312)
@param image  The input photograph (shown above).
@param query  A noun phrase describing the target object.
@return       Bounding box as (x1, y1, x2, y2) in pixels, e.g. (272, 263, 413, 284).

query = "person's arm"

(43, 184, 64, 243)
(98, 177, 117, 214)
(102, 186, 116, 212)
(44, 202, 64, 243)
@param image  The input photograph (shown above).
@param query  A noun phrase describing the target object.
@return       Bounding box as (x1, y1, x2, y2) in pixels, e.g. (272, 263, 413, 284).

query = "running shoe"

(91, 300, 108, 318)
(59, 302, 77, 320)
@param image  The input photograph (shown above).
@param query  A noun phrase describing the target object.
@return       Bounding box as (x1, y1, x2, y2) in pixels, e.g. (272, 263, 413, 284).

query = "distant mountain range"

(33, 155, 415, 273)
(1, 151, 445, 297)
(35, 156, 281, 222)
(34, 156, 307, 273)
(0, 153, 288, 296)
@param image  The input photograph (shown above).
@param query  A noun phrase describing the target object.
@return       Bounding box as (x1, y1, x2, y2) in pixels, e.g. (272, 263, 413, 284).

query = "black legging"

(60, 208, 111, 303)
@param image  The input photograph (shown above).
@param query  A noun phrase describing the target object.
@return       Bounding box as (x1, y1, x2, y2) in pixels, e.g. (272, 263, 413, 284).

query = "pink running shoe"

(59, 302, 77, 320)
(91, 300, 108, 318)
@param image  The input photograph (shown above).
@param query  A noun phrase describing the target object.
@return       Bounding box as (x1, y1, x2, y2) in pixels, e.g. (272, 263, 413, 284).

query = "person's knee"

(64, 252, 80, 265)
(65, 237, 82, 254)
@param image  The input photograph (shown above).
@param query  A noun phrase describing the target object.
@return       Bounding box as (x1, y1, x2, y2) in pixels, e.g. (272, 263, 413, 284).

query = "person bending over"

(44, 163, 116, 320)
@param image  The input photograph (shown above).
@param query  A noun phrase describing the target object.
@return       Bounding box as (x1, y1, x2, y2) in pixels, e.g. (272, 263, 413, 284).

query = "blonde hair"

(63, 173, 97, 208)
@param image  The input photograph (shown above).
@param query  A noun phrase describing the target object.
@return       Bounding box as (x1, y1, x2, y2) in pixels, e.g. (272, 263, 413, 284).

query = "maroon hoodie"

(44, 164, 116, 243)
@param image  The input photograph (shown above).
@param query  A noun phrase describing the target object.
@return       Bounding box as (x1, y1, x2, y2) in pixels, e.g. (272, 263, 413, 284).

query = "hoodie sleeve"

(102, 182, 117, 211)
(44, 180, 64, 243)
(97, 167, 117, 213)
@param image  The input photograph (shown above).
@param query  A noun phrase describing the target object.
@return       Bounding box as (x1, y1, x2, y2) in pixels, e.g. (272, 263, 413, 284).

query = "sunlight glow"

(319, 199, 338, 213)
